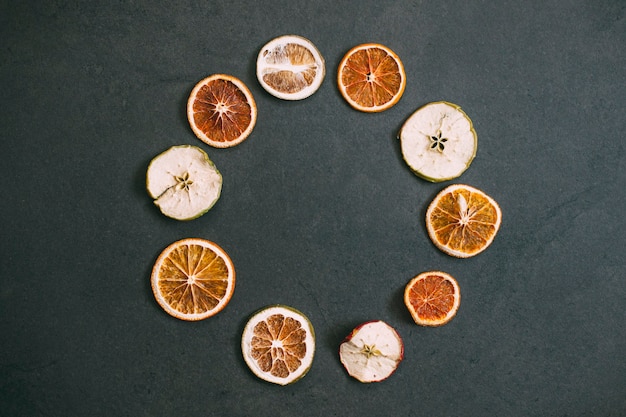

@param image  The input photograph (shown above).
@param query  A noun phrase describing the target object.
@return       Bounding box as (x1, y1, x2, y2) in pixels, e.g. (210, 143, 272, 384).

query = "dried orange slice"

(146, 145, 222, 221)
(404, 271, 461, 326)
(339, 320, 404, 383)
(426, 184, 502, 258)
(151, 238, 235, 321)
(256, 35, 325, 100)
(399, 101, 477, 182)
(187, 74, 257, 148)
(241, 305, 315, 385)
(337, 43, 406, 112)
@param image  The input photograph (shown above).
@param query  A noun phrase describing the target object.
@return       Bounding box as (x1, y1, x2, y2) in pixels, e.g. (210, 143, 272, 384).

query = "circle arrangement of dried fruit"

(256, 34, 326, 100)
(145, 34, 505, 389)
(404, 271, 461, 326)
(151, 238, 235, 321)
(146, 145, 222, 221)
(337, 43, 406, 112)
(187, 74, 257, 148)
(399, 101, 477, 182)
(241, 305, 315, 385)
(426, 184, 502, 258)
(339, 320, 404, 383)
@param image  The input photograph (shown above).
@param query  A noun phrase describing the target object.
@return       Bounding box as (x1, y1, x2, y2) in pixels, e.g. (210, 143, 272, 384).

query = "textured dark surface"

(2, 1, 625, 416)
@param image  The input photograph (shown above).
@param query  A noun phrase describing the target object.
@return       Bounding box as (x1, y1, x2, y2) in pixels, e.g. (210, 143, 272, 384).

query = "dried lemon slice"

(241, 305, 315, 385)
(399, 101, 477, 182)
(146, 145, 222, 221)
(339, 320, 404, 383)
(256, 35, 325, 100)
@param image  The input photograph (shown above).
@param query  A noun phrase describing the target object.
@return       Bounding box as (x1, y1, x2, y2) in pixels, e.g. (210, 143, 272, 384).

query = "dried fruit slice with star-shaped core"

(257, 34, 325, 100)
(404, 271, 461, 326)
(241, 305, 315, 385)
(399, 101, 477, 182)
(146, 145, 222, 221)
(151, 238, 235, 321)
(426, 184, 502, 257)
(187, 74, 257, 148)
(339, 320, 404, 383)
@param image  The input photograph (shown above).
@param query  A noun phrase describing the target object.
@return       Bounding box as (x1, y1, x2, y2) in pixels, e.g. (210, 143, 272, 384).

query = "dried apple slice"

(399, 101, 477, 182)
(146, 145, 222, 220)
(339, 320, 404, 383)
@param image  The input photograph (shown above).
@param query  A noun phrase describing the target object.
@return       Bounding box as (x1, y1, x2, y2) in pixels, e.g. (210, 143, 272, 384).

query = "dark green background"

(2, 1, 625, 416)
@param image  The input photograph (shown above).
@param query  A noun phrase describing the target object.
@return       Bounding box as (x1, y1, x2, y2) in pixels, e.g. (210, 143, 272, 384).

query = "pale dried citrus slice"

(241, 305, 315, 385)
(399, 101, 477, 182)
(426, 184, 502, 258)
(404, 271, 461, 326)
(339, 320, 403, 383)
(337, 43, 406, 112)
(187, 74, 257, 148)
(146, 145, 222, 221)
(151, 238, 235, 321)
(256, 35, 325, 100)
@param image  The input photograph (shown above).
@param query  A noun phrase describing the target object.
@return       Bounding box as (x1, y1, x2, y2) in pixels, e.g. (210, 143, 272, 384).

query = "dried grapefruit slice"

(339, 320, 403, 383)
(151, 238, 235, 321)
(241, 305, 315, 385)
(146, 145, 222, 221)
(404, 271, 461, 326)
(399, 101, 477, 182)
(337, 43, 406, 112)
(187, 74, 257, 148)
(256, 35, 325, 100)
(426, 184, 502, 258)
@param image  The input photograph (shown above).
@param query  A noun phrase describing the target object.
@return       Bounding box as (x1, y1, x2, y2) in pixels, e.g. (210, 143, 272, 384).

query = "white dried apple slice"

(146, 145, 222, 220)
(399, 101, 477, 182)
(339, 320, 404, 383)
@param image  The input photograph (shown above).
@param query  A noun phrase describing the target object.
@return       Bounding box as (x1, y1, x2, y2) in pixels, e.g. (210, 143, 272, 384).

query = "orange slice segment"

(241, 305, 315, 385)
(404, 271, 461, 326)
(151, 238, 235, 320)
(337, 43, 406, 112)
(256, 35, 325, 100)
(187, 74, 257, 148)
(426, 184, 502, 258)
